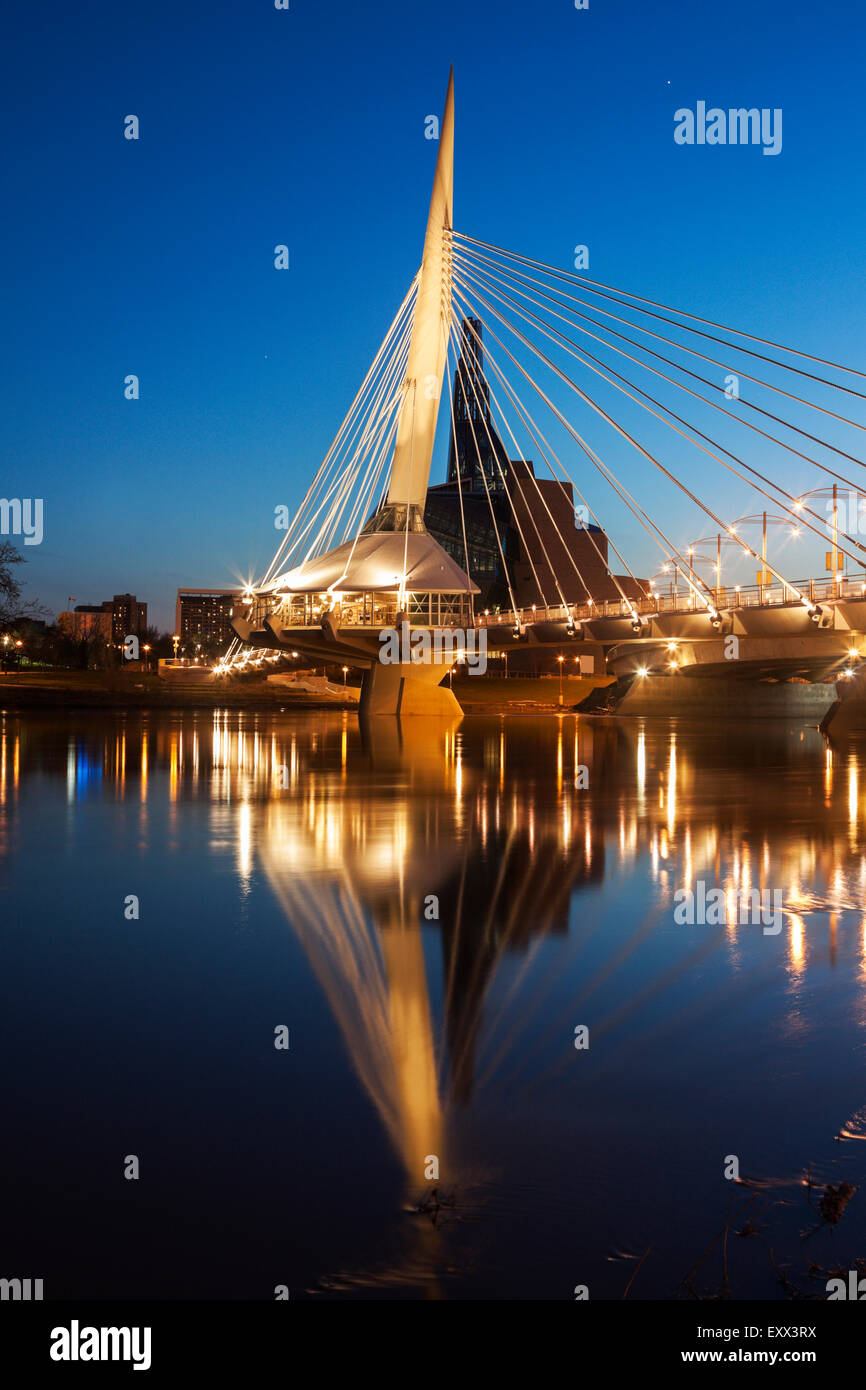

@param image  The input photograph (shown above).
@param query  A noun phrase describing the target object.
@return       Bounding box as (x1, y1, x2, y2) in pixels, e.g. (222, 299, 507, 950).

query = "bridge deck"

(476, 576, 866, 630)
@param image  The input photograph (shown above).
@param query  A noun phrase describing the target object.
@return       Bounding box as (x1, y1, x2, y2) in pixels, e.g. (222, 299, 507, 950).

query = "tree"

(0, 541, 47, 626)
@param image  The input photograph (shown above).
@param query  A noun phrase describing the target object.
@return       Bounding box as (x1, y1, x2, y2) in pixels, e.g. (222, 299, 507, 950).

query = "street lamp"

(342, 665, 348, 686)
(557, 653, 565, 706)
(719, 512, 803, 599)
(172, 634, 180, 660)
(143, 643, 151, 672)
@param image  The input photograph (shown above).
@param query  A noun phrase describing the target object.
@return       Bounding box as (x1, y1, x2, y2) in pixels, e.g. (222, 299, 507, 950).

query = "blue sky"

(3, 0, 865, 628)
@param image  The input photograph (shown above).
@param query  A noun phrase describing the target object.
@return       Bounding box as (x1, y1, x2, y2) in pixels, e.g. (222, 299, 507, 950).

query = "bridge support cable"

(451, 278, 743, 615)
(451, 241, 866, 464)
(451, 268, 861, 612)
(453, 293, 719, 618)
(314, 366, 410, 559)
(439, 315, 477, 621)
(261, 302, 414, 595)
(451, 232, 866, 409)
(448, 309, 555, 614)
(451, 245, 866, 490)
(260, 274, 419, 589)
(452, 297, 629, 612)
(445, 315, 522, 625)
(452, 259, 866, 578)
(294, 307, 416, 569)
(216, 277, 419, 674)
(340, 403, 405, 546)
(456, 301, 650, 612)
(451, 313, 574, 614)
(332, 406, 406, 590)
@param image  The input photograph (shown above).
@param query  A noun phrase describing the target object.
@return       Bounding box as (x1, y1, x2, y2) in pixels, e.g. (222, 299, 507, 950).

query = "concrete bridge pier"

(821, 670, 866, 737)
(611, 672, 837, 721)
(359, 659, 462, 718)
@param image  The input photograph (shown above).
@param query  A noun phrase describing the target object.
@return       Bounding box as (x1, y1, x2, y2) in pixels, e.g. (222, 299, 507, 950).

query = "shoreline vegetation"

(0, 670, 614, 713)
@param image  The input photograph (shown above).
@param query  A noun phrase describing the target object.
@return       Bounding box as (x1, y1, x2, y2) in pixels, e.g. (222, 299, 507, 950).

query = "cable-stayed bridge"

(227, 72, 866, 729)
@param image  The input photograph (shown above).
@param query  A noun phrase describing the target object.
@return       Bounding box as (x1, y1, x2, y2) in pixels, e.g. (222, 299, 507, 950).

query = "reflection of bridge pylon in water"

(227, 72, 866, 727)
(256, 718, 608, 1208)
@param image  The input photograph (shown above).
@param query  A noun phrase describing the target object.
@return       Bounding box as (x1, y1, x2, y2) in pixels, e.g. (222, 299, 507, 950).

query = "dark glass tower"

(446, 318, 511, 492)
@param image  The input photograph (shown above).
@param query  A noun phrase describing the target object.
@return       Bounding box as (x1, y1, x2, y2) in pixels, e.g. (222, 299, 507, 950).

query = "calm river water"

(2, 709, 866, 1300)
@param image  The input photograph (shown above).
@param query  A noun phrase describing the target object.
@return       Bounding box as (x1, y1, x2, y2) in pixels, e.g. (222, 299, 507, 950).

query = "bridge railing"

(472, 575, 866, 629)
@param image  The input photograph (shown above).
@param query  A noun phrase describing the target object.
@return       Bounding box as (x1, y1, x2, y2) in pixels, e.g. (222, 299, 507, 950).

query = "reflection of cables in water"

(481, 899, 785, 1110)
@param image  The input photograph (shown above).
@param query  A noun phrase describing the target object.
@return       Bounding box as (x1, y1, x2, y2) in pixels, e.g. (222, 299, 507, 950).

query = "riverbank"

(0, 670, 614, 714)
(0, 671, 357, 710)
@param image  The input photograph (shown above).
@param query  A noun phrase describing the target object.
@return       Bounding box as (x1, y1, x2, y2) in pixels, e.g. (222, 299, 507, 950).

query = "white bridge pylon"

(224, 70, 866, 710)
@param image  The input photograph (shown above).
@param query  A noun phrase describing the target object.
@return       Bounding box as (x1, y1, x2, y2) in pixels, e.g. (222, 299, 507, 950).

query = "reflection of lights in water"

(141, 732, 148, 801)
(667, 736, 677, 835)
(65, 739, 102, 801)
(825, 746, 834, 802)
(170, 733, 178, 802)
(849, 756, 859, 833)
(562, 797, 571, 849)
(556, 724, 562, 795)
(741, 844, 751, 899)
(636, 729, 646, 804)
(684, 826, 692, 890)
(237, 801, 252, 879)
(724, 883, 737, 930)
(659, 829, 668, 860)
(789, 914, 805, 972)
